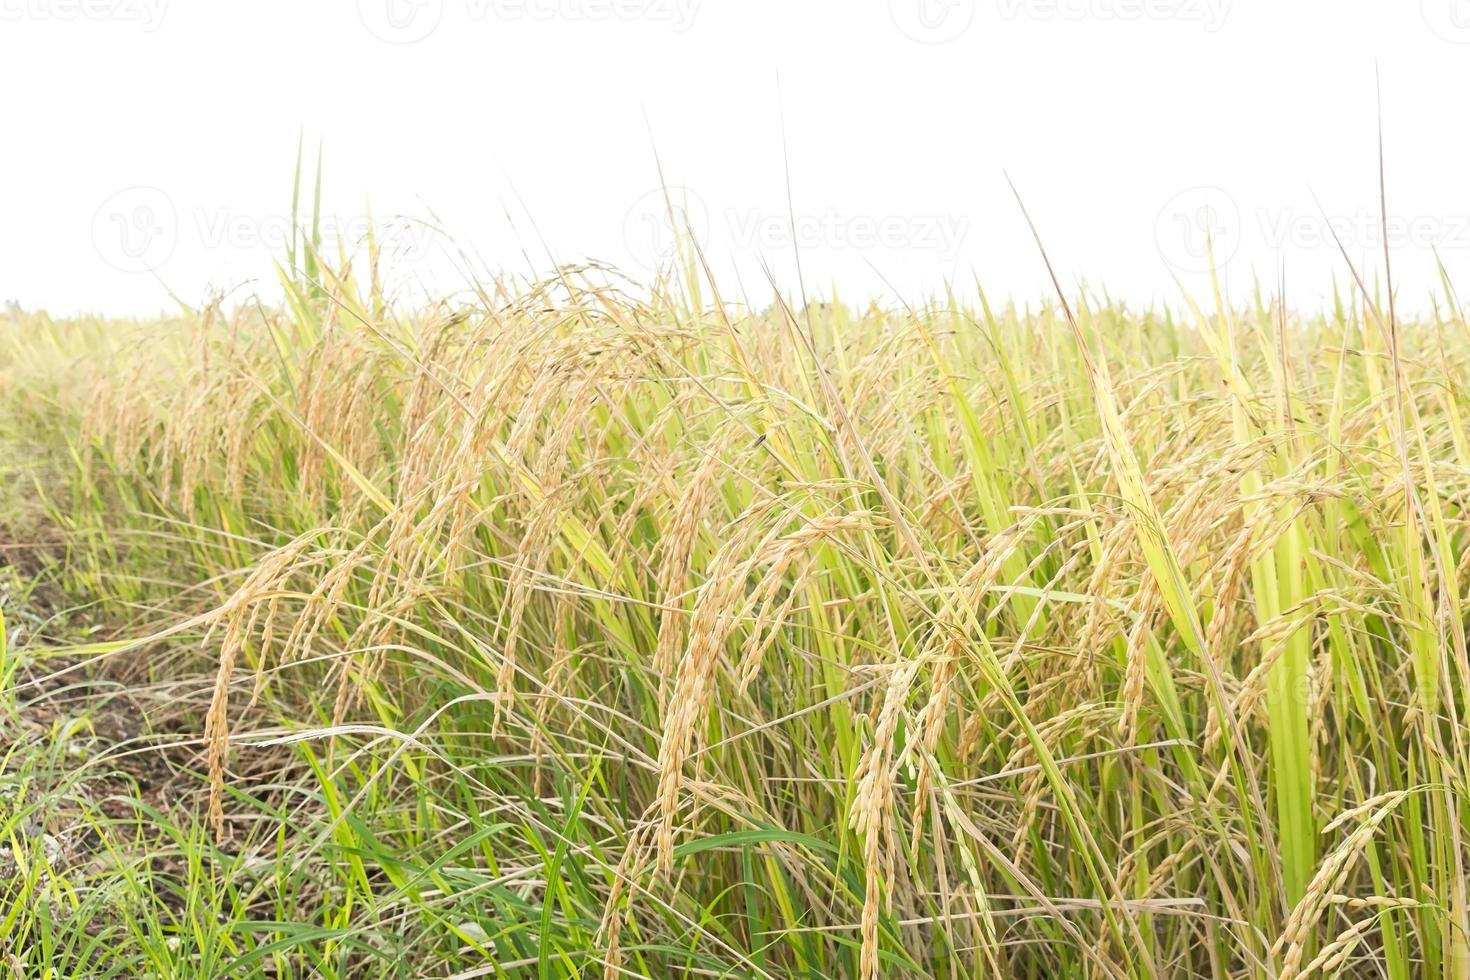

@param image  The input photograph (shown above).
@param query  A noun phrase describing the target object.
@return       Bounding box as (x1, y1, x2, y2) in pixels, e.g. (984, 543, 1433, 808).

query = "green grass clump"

(2, 246, 1470, 978)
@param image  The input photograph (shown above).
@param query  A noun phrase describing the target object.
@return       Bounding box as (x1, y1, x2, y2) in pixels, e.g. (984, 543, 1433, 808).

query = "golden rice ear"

(652, 444, 724, 688)
(653, 506, 773, 877)
(201, 534, 314, 838)
(847, 658, 920, 980)
(1274, 791, 1415, 980)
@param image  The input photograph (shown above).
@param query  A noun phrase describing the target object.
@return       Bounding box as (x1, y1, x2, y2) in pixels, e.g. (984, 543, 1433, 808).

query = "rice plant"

(3, 217, 1470, 978)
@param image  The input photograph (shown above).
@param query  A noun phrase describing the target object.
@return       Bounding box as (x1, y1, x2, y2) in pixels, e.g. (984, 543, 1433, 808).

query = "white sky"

(4, 0, 1470, 317)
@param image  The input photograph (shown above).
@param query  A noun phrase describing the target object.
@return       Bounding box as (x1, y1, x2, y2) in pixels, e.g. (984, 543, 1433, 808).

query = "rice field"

(3, 224, 1470, 978)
